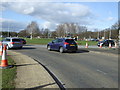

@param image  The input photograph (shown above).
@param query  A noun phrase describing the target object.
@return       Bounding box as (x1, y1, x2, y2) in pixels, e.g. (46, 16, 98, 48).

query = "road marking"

(97, 69, 107, 75)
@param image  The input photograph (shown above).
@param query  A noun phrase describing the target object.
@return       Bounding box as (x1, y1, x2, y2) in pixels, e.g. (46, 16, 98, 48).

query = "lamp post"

(109, 30, 112, 40)
(8, 22, 10, 37)
(104, 30, 106, 39)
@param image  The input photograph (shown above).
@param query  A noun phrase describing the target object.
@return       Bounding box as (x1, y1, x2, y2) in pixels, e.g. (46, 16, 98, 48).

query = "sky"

(0, 0, 119, 32)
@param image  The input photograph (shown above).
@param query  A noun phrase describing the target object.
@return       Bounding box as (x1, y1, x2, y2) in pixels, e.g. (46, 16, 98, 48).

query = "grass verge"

(25, 38, 53, 45)
(1, 37, 98, 45)
(77, 40, 98, 45)
(1, 56, 16, 89)
(24, 38, 98, 45)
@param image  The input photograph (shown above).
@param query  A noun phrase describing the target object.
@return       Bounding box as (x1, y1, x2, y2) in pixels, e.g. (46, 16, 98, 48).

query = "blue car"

(47, 38, 78, 53)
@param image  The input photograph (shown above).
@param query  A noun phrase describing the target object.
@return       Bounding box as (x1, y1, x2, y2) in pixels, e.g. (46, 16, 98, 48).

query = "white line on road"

(97, 69, 107, 75)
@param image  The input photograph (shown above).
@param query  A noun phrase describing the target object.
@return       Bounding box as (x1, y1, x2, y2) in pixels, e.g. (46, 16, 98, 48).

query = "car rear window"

(65, 39, 76, 44)
(12, 39, 21, 42)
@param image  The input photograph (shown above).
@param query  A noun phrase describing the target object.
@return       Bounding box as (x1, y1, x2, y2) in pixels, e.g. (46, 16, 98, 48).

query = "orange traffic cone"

(0, 42, 3, 56)
(0, 45, 9, 69)
(85, 42, 88, 48)
(100, 43, 102, 48)
(115, 42, 118, 48)
(109, 43, 112, 48)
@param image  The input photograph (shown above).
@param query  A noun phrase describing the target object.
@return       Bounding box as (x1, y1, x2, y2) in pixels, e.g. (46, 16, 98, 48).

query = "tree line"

(1, 21, 119, 40)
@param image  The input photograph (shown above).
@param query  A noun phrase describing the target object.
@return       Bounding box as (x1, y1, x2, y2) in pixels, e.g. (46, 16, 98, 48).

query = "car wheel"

(59, 47, 64, 53)
(19, 46, 23, 49)
(47, 45, 51, 51)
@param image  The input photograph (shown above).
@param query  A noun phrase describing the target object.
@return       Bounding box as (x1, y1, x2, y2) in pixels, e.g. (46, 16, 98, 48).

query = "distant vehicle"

(26, 36, 31, 38)
(91, 38, 99, 42)
(47, 38, 78, 53)
(1, 37, 24, 49)
(97, 39, 115, 47)
(19, 38, 26, 44)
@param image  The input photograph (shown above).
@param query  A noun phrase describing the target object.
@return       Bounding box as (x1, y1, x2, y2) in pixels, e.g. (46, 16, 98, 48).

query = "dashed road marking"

(97, 69, 107, 75)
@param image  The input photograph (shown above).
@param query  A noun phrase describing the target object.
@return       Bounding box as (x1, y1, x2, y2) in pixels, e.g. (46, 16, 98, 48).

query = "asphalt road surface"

(12, 45, 118, 88)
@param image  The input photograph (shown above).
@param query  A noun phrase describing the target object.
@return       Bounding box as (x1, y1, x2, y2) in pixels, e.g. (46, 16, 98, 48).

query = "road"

(12, 45, 118, 88)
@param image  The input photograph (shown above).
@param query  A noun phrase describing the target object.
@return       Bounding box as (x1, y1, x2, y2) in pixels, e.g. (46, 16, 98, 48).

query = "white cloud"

(107, 16, 114, 21)
(0, 18, 15, 22)
(1, 1, 117, 31)
(1, 18, 27, 32)
(1, 0, 119, 2)
(6, 2, 93, 23)
(1, 2, 95, 30)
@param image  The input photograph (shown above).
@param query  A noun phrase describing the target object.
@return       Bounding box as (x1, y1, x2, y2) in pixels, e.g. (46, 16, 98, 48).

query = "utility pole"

(97, 31, 100, 39)
(104, 30, 105, 39)
(109, 30, 112, 39)
(118, 29, 120, 40)
(8, 22, 10, 37)
(30, 26, 33, 39)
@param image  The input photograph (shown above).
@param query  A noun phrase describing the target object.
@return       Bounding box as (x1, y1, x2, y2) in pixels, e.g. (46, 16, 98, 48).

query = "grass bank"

(0, 37, 98, 45)
(1, 56, 16, 89)
(77, 40, 98, 45)
(24, 38, 98, 45)
(25, 38, 54, 45)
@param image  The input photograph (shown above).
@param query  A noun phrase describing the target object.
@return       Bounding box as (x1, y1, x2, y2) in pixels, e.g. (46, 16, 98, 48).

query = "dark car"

(47, 38, 78, 53)
(20, 38, 26, 44)
(97, 39, 115, 47)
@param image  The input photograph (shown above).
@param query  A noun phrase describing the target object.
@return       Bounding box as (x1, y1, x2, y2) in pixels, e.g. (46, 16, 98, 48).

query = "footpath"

(8, 51, 59, 89)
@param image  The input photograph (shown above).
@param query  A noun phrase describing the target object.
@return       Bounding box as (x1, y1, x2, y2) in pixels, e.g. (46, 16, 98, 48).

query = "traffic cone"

(0, 42, 3, 56)
(85, 42, 88, 48)
(109, 43, 112, 48)
(100, 43, 102, 48)
(115, 42, 118, 48)
(0, 45, 9, 69)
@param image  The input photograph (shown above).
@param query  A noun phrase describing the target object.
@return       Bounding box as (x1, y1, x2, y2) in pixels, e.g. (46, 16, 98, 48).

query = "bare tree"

(56, 23, 87, 37)
(26, 21, 40, 39)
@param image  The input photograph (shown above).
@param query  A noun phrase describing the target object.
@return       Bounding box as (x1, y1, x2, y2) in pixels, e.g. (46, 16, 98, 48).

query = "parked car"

(1, 37, 24, 49)
(19, 38, 26, 44)
(97, 39, 115, 47)
(47, 38, 78, 53)
(91, 38, 99, 42)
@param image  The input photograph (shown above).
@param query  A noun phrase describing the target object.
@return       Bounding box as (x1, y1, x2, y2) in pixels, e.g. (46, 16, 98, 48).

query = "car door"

(50, 39, 58, 50)
(53, 39, 60, 50)
(56, 39, 63, 50)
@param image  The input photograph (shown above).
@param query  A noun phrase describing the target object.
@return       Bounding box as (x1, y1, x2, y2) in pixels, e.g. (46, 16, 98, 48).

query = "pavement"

(7, 45, 119, 89)
(8, 50, 59, 89)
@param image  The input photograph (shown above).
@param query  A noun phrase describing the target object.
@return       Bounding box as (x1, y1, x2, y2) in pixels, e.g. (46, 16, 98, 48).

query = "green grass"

(77, 40, 98, 45)
(1, 56, 16, 89)
(25, 38, 54, 45)
(24, 38, 98, 45)
(1, 37, 98, 45)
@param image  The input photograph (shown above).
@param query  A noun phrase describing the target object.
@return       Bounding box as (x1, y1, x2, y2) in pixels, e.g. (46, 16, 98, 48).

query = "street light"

(109, 30, 112, 40)
(7, 22, 10, 37)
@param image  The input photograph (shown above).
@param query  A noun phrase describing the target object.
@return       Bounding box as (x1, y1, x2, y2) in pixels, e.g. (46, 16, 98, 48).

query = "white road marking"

(97, 69, 107, 75)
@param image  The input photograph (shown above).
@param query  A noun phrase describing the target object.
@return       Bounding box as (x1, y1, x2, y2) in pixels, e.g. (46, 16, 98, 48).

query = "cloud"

(1, 18, 27, 32)
(1, 0, 119, 2)
(107, 16, 114, 21)
(2, 2, 93, 27)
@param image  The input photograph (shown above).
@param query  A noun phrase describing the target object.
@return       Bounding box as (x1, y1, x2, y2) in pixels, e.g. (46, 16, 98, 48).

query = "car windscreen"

(65, 39, 76, 44)
(12, 39, 21, 42)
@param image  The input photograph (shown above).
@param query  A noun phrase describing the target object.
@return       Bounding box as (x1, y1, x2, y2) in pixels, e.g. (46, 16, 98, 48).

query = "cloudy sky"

(1, 0, 118, 32)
